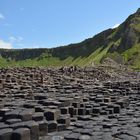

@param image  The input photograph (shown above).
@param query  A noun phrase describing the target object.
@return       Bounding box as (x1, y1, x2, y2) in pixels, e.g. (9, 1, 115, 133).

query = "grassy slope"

(104, 10, 140, 69)
(1, 46, 110, 67)
(0, 9, 140, 68)
(0, 28, 113, 67)
(122, 44, 140, 69)
(0, 57, 9, 67)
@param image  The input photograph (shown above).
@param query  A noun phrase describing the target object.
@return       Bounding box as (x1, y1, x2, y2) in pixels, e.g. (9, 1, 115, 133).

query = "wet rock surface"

(0, 67, 140, 140)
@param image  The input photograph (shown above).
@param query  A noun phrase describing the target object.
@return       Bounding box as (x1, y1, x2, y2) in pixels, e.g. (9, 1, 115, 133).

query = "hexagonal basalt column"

(113, 104, 121, 114)
(38, 120, 48, 136)
(68, 106, 74, 117)
(11, 128, 30, 140)
(0, 128, 13, 140)
(60, 107, 69, 114)
(72, 102, 80, 108)
(92, 107, 101, 115)
(32, 112, 44, 121)
(44, 109, 60, 121)
(24, 121, 39, 140)
(78, 108, 86, 116)
(19, 110, 33, 121)
(57, 115, 70, 127)
(3, 110, 19, 121)
(48, 121, 57, 133)
(5, 119, 22, 125)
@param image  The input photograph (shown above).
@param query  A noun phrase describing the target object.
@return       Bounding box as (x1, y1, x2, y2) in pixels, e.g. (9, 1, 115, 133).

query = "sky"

(0, 0, 140, 49)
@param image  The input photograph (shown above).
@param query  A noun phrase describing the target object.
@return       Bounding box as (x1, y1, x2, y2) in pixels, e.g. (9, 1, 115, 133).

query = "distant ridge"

(0, 8, 140, 69)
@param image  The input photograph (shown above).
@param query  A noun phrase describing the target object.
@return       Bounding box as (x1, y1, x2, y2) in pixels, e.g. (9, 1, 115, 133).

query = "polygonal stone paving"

(0, 67, 140, 140)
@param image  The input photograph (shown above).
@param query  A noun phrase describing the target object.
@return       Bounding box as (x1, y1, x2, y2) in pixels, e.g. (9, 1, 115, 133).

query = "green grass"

(0, 57, 9, 67)
(0, 45, 110, 67)
(121, 44, 140, 69)
(122, 44, 140, 61)
(0, 10, 140, 69)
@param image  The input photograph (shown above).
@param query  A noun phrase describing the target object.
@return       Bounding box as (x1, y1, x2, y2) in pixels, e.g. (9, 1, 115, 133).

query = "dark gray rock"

(64, 133, 80, 140)
(38, 120, 48, 136)
(24, 121, 39, 140)
(0, 128, 13, 140)
(48, 121, 57, 133)
(11, 128, 30, 140)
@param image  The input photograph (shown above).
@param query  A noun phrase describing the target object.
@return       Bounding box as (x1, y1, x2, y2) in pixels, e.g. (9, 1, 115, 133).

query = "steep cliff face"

(0, 28, 115, 67)
(109, 8, 140, 53)
(0, 8, 140, 68)
(0, 28, 114, 61)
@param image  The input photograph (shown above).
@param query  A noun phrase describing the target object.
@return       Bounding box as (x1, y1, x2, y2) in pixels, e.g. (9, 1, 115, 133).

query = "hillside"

(0, 8, 140, 68)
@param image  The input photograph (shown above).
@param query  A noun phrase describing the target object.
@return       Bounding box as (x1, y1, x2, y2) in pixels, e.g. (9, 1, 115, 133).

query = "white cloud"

(0, 40, 12, 49)
(112, 23, 120, 29)
(9, 37, 16, 42)
(9, 36, 23, 43)
(0, 13, 5, 20)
